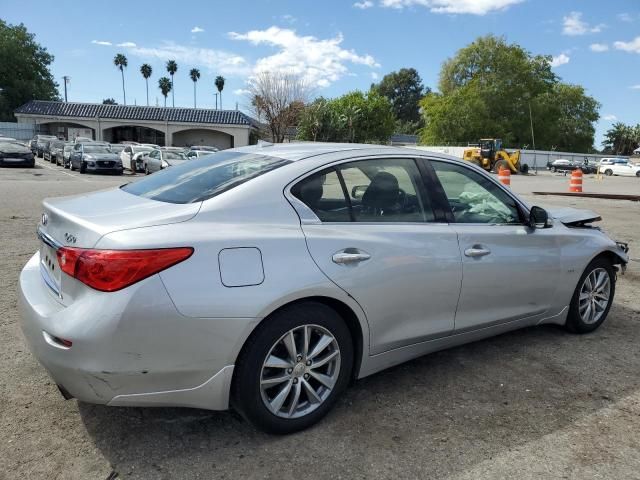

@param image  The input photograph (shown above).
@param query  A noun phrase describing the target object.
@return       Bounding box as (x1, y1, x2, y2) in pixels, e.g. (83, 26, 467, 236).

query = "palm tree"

(215, 76, 225, 109)
(113, 53, 128, 105)
(166, 60, 178, 107)
(189, 68, 201, 108)
(158, 77, 172, 107)
(140, 64, 152, 106)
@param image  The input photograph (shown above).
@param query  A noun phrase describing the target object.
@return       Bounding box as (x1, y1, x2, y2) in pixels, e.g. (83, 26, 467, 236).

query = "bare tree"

(247, 72, 312, 143)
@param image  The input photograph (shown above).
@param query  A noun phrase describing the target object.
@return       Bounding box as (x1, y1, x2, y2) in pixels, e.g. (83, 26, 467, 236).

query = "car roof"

(231, 143, 426, 162)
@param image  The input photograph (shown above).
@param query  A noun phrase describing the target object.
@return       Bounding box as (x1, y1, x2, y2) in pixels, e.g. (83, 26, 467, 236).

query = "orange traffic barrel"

(498, 167, 511, 187)
(569, 169, 583, 192)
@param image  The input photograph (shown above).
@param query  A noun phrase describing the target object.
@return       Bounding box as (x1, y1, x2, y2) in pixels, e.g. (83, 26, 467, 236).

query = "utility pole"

(62, 76, 70, 102)
(528, 100, 537, 173)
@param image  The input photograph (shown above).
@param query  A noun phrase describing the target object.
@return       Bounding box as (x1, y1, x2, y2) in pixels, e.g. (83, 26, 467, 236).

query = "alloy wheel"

(260, 324, 341, 419)
(578, 267, 611, 325)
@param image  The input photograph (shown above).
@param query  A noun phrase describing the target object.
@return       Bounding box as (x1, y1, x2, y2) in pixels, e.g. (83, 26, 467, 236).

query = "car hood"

(0, 143, 31, 154)
(546, 207, 601, 226)
(86, 153, 120, 161)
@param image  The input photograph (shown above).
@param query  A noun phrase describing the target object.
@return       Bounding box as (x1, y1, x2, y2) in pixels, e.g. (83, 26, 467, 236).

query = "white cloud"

(91, 40, 112, 46)
(551, 53, 570, 67)
(371, 71, 379, 80)
(281, 14, 297, 23)
(353, 1, 374, 8)
(614, 37, 640, 54)
(603, 114, 617, 121)
(631, 85, 640, 90)
(229, 26, 379, 88)
(378, 0, 522, 15)
(617, 13, 633, 23)
(589, 43, 609, 52)
(122, 41, 249, 76)
(233, 88, 251, 96)
(562, 11, 603, 35)
(117, 42, 136, 48)
(191, 26, 205, 33)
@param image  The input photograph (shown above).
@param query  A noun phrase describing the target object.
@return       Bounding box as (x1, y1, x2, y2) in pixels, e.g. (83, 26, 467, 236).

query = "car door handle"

(464, 246, 491, 258)
(332, 250, 371, 265)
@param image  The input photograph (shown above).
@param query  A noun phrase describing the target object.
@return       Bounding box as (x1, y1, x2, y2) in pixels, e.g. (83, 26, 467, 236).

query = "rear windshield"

(164, 151, 187, 160)
(121, 151, 291, 204)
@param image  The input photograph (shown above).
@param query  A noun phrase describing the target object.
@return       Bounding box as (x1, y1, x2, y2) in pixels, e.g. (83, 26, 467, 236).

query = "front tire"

(232, 302, 353, 434)
(565, 257, 615, 334)
(604, 169, 613, 176)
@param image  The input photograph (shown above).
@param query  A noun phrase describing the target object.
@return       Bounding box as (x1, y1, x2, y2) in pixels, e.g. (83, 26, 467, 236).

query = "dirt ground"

(0, 160, 639, 480)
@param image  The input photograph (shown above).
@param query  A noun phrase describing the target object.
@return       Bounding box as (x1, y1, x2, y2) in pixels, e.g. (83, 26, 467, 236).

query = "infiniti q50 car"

(19, 144, 629, 434)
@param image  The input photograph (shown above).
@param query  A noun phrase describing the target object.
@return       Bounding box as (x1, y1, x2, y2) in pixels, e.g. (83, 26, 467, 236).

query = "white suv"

(598, 158, 640, 177)
(120, 145, 154, 172)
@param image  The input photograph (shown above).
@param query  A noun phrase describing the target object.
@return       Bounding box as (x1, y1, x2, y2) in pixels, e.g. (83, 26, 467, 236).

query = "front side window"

(430, 160, 522, 224)
(292, 158, 433, 223)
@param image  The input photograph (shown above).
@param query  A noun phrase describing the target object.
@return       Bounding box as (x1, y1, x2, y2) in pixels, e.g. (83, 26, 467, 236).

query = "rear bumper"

(18, 251, 253, 410)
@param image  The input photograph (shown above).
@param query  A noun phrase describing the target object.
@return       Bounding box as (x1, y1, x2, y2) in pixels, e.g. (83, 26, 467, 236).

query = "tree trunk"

(164, 96, 167, 108)
(171, 75, 174, 107)
(145, 79, 149, 106)
(121, 69, 126, 105)
(193, 82, 196, 108)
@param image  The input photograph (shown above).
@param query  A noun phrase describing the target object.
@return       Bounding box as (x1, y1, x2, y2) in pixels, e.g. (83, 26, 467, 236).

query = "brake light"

(56, 247, 193, 292)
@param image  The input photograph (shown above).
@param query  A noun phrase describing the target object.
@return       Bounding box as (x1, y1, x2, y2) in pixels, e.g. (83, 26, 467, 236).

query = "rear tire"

(605, 169, 613, 176)
(565, 257, 615, 334)
(232, 302, 353, 434)
(80, 162, 86, 174)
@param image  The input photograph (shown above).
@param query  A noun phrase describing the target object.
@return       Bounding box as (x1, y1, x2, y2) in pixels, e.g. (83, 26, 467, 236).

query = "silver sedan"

(18, 144, 629, 434)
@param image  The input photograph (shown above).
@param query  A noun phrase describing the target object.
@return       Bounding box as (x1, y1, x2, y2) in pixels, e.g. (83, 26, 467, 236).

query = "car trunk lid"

(37, 187, 200, 304)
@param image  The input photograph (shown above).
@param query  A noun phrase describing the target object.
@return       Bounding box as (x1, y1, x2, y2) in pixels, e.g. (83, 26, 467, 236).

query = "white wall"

(409, 146, 629, 168)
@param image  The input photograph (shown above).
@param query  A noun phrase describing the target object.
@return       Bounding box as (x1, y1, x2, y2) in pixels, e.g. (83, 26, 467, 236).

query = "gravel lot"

(1, 159, 639, 480)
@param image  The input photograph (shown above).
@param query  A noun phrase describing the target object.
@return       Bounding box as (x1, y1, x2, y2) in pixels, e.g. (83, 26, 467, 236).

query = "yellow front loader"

(463, 138, 528, 174)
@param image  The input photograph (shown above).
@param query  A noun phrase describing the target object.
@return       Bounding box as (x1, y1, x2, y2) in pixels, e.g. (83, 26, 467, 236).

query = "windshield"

(84, 145, 111, 154)
(164, 151, 187, 160)
(122, 151, 291, 204)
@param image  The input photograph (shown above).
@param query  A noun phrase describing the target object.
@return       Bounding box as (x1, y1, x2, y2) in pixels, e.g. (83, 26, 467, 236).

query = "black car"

(547, 159, 597, 174)
(0, 140, 35, 167)
(69, 142, 123, 174)
(31, 134, 57, 157)
(44, 140, 65, 163)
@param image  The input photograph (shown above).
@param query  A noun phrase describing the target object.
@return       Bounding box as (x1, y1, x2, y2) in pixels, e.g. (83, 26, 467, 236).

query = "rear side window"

(122, 151, 290, 204)
(292, 158, 433, 223)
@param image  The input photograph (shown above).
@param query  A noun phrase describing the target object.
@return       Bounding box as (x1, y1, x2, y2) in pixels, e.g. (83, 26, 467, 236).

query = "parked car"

(599, 160, 640, 177)
(186, 146, 219, 159)
(60, 143, 75, 168)
(0, 140, 35, 167)
(73, 136, 94, 144)
(120, 145, 155, 172)
(45, 140, 65, 164)
(69, 142, 123, 174)
(144, 147, 189, 174)
(547, 158, 597, 174)
(18, 144, 629, 434)
(31, 135, 57, 157)
(599, 157, 629, 166)
(109, 144, 126, 156)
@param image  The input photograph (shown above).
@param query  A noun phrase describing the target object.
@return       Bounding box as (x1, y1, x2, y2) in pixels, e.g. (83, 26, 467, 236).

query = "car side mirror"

(528, 206, 549, 229)
(351, 185, 368, 199)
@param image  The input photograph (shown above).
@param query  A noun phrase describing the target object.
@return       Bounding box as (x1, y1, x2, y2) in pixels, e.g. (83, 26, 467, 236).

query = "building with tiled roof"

(15, 100, 257, 148)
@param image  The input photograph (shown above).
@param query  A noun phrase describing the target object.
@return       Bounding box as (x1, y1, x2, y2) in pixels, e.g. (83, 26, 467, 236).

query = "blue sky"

(3, 0, 640, 145)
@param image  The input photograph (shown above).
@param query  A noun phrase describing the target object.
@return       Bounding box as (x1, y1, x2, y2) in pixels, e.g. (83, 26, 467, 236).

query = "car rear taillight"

(56, 247, 193, 292)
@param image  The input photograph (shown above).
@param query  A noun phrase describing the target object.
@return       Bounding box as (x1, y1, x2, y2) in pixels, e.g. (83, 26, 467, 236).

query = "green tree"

(602, 122, 640, 155)
(140, 63, 152, 106)
(215, 76, 225, 109)
(189, 68, 200, 108)
(0, 20, 59, 121)
(420, 35, 600, 152)
(166, 60, 178, 107)
(298, 91, 395, 144)
(158, 77, 172, 107)
(370, 68, 428, 133)
(102, 98, 117, 105)
(113, 53, 128, 105)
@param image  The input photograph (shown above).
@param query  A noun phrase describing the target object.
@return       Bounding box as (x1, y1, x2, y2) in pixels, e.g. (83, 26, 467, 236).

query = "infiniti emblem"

(41, 213, 48, 226)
